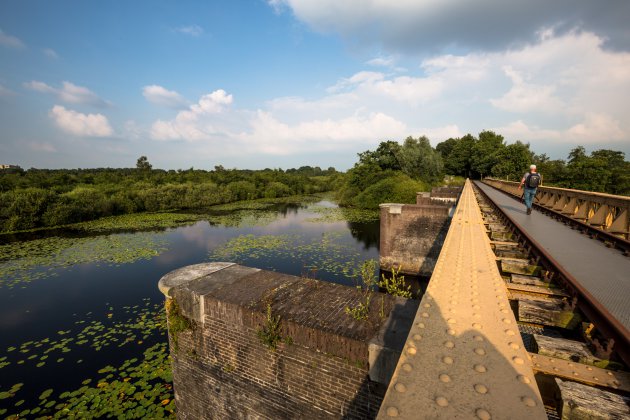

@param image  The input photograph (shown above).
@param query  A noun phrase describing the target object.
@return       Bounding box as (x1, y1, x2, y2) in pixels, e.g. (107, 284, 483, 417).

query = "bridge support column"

(158, 262, 418, 419)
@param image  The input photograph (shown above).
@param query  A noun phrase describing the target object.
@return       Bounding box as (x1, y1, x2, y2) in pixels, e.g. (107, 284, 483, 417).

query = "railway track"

(472, 181, 630, 418)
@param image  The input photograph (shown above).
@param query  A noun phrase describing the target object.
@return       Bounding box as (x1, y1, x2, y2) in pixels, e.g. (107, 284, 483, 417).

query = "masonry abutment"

(159, 262, 418, 419)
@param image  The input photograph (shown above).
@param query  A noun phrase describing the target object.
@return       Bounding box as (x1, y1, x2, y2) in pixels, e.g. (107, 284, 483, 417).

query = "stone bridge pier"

(158, 262, 419, 419)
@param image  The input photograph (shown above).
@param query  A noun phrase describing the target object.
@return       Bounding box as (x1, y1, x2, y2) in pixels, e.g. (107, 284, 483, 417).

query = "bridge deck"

(377, 180, 546, 419)
(475, 181, 630, 332)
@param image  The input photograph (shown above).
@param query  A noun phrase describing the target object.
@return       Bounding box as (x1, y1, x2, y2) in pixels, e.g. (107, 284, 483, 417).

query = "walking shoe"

(527, 208, 532, 215)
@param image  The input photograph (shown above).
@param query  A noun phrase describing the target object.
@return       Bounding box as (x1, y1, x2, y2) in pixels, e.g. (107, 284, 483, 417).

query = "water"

(0, 198, 379, 417)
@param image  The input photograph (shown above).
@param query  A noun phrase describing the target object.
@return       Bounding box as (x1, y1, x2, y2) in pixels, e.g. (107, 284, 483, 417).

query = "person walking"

(518, 164, 542, 215)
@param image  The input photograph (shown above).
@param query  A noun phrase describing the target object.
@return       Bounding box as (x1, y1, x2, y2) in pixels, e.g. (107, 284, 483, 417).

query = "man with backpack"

(518, 164, 542, 215)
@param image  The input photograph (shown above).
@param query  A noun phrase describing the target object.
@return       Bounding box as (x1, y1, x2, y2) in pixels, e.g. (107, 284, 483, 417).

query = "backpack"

(526, 173, 541, 188)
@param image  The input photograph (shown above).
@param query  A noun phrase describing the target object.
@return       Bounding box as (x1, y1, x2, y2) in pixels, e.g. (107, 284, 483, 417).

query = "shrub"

(352, 174, 427, 209)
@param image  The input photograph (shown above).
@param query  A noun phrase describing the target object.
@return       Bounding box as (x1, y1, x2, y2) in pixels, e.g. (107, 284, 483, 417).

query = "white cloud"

(43, 48, 58, 59)
(29, 141, 57, 152)
(147, 30, 630, 162)
(490, 66, 564, 113)
(150, 89, 233, 140)
(0, 29, 25, 48)
(366, 56, 394, 67)
(175, 25, 204, 37)
(24, 80, 109, 107)
(49, 105, 113, 137)
(142, 85, 188, 108)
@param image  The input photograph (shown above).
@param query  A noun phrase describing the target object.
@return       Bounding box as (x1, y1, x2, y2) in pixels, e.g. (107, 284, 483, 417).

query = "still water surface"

(0, 198, 379, 417)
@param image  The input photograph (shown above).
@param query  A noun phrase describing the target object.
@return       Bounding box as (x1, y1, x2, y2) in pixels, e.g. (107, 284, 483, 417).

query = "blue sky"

(1, 0, 629, 170)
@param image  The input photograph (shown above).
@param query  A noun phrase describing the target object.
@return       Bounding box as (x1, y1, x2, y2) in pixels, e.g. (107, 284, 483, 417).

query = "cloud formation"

(175, 25, 204, 37)
(24, 81, 109, 107)
(148, 30, 630, 161)
(142, 85, 188, 108)
(43, 48, 59, 59)
(0, 84, 14, 96)
(0, 28, 25, 48)
(270, 0, 630, 52)
(49, 105, 113, 137)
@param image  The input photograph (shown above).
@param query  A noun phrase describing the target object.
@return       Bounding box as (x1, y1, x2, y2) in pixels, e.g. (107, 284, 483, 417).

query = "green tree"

(471, 131, 505, 178)
(491, 141, 533, 180)
(395, 136, 443, 183)
(445, 134, 476, 177)
(136, 156, 152, 171)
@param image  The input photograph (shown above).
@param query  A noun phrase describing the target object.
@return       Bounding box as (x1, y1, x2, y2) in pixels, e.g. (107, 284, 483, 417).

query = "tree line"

(0, 160, 339, 233)
(336, 131, 629, 208)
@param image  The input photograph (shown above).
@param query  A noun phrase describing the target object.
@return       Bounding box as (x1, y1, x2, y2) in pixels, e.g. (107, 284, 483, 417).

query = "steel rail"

(472, 181, 630, 368)
(482, 179, 630, 255)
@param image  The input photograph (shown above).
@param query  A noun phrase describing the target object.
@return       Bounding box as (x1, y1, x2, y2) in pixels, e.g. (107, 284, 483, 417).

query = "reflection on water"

(0, 198, 379, 416)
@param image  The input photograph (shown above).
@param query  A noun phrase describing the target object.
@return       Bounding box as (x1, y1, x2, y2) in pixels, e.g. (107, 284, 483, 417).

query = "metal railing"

(483, 178, 630, 242)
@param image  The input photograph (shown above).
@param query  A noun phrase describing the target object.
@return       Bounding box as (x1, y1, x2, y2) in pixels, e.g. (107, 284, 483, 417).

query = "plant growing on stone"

(378, 266, 413, 298)
(345, 260, 378, 321)
(165, 298, 193, 352)
(257, 303, 284, 351)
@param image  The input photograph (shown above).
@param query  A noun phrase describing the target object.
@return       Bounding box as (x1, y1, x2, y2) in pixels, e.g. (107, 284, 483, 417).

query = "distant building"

(0, 164, 21, 170)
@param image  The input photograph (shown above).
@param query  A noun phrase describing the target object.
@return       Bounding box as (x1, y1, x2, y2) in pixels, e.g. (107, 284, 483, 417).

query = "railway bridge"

(159, 179, 629, 419)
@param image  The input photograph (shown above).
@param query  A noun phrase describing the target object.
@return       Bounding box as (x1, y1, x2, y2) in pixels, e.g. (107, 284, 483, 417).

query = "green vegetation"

(345, 260, 379, 321)
(436, 133, 629, 194)
(0, 161, 339, 233)
(165, 299, 193, 353)
(378, 266, 413, 298)
(256, 303, 284, 351)
(0, 301, 174, 419)
(336, 137, 437, 208)
(335, 132, 628, 210)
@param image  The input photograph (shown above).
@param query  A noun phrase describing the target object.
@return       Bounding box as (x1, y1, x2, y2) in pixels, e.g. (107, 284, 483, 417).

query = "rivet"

(444, 341, 455, 349)
(442, 356, 454, 365)
(505, 329, 515, 336)
(447, 329, 456, 336)
(402, 363, 413, 372)
(475, 408, 491, 420)
(521, 397, 536, 407)
(517, 375, 531, 384)
(413, 334, 422, 341)
(424, 303, 431, 308)
(508, 342, 520, 350)
(473, 335, 484, 342)
(613, 380, 620, 386)
(474, 348, 486, 356)
(553, 367, 559, 372)
(500, 309, 509, 314)
(439, 373, 451, 383)
(607, 371, 613, 376)
(417, 322, 426, 329)
(474, 364, 487, 373)
(498, 302, 506, 308)
(513, 357, 524, 365)
(573, 372, 579, 376)
(394, 383, 407, 393)
(407, 347, 417, 356)
(502, 318, 512, 324)
(386, 406, 399, 417)
(472, 291, 479, 296)
(447, 318, 457, 324)
(473, 305, 481, 310)
(586, 367, 593, 371)
(435, 396, 449, 407)
(472, 323, 483, 329)
(474, 384, 488, 394)
(568, 363, 574, 367)
(422, 312, 430, 318)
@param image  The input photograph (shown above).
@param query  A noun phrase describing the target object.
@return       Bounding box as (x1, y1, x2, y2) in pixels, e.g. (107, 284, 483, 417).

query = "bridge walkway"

(475, 181, 630, 333)
(377, 180, 546, 419)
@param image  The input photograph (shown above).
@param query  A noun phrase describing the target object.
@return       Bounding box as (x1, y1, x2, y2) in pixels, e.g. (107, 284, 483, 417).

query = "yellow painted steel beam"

(377, 180, 546, 420)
